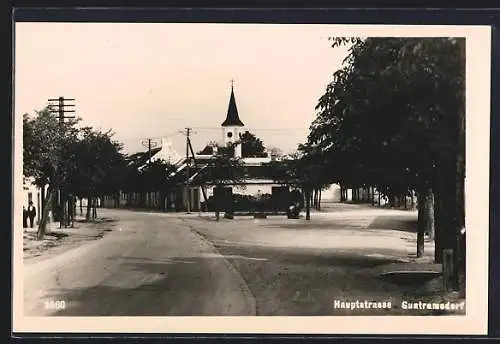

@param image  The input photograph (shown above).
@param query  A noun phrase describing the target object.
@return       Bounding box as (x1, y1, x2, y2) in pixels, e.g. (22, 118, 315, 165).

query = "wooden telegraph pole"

(185, 128, 192, 213)
(141, 138, 159, 208)
(141, 138, 159, 167)
(186, 133, 207, 207)
(178, 127, 200, 213)
(48, 96, 75, 228)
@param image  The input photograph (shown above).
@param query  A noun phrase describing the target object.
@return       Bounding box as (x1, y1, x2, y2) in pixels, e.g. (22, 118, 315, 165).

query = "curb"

(180, 218, 257, 316)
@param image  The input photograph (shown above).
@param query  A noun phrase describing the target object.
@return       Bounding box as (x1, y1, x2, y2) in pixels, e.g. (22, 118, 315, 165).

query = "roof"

(138, 140, 183, 170)
(221, 86, 244, 127)
(126, 147, 162, 168)
(127, 138, 184, 171)
(152, 138, 183, 164)
(168, 161, 209, 185)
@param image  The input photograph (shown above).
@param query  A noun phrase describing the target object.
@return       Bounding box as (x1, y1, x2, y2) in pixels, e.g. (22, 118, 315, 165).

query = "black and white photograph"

(12, 20, 490, 335)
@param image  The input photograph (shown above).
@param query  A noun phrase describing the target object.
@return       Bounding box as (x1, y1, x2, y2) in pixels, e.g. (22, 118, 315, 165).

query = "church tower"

(221, 81, 245, 158)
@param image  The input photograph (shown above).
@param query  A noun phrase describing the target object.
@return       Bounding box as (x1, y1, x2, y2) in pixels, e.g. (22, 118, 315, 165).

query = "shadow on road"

(250, 216, 417, 233)
(215, 245, 404, 268)
(262, 222, 368, 230)
(74, 217, 117, 224)
(44, 232, 70, 239)
(367, 216, 417, 233)
(44, 256, 229, 316)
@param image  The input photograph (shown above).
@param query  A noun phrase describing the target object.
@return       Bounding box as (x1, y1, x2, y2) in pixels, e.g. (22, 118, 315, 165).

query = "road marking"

(223, 254, 268, 261)
(198, 252, 268, 261)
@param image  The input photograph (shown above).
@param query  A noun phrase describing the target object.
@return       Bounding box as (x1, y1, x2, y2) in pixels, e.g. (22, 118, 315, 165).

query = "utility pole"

(141, 138, 158, 166)
(141, 138, 158, 208)
(179, 127, 205, 213)
(178, 128, 199, 213)
(186, 135, 207, 212)
(48, 97, 75, 228)
(185, 128, 192, 213)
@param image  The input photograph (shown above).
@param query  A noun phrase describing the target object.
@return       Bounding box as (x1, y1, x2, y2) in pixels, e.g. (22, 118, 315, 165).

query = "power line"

(191, 126, 308, 132)
(116, 131, 183, 141)
(112, 126, 308, 143)
(178, 127, 198, 136)
(250, 128, 309, 132)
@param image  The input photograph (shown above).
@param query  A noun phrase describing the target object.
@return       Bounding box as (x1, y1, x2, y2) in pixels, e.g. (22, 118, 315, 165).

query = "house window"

(28, 192, 33, 202)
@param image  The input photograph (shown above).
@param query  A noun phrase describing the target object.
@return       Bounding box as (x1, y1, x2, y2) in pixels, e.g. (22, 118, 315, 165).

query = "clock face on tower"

(227, 132, 233, 138)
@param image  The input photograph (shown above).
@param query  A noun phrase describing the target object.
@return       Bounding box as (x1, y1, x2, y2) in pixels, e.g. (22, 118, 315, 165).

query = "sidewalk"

(23, 215, 117, 264)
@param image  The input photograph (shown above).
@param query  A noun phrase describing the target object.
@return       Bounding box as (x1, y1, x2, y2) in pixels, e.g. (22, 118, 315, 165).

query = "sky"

(15, 23, 350, 155)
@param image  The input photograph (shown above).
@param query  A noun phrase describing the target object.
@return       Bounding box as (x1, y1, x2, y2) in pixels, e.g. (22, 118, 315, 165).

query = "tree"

(65, 127, 126, 221)
(295, 144, 335, 217)
(267, 146, 283, 159)
(309, 37, 465, 271)
(264, 144, 332, 220)
(139, 159, 176, 191)
(197, 132, 267, 159)
(23, 108, 81, 239)
(238, 131, 267, 158)
(196, 141, 218, 155)
(137, 159, 177, 209)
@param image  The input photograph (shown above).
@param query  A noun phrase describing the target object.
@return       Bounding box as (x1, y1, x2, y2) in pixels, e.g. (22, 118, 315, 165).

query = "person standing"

(27, 201, 36, 228)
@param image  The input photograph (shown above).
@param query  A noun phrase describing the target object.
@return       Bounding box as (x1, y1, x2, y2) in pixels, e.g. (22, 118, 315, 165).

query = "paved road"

(24, 207, 447, 316)
(23, 210, 255, 316)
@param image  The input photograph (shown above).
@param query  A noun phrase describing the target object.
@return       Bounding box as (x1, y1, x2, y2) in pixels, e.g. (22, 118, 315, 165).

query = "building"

(103, 83, 300, 212)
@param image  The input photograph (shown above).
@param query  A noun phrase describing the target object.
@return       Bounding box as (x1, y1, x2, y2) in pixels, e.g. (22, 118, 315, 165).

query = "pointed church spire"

(222, 81, 244, 127)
